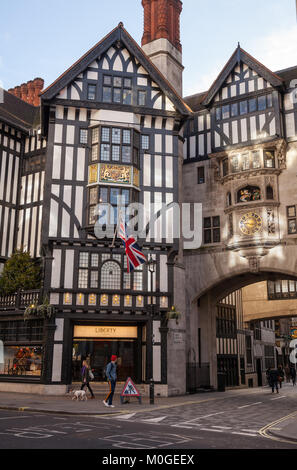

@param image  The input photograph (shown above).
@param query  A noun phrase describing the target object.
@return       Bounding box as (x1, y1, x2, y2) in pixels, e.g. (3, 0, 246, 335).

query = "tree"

(0, 250, 41, 295)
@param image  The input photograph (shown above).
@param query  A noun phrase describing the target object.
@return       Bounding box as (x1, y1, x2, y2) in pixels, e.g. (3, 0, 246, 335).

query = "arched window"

(100, 261, 121, 290)
(266, 185, 274, 200)
(237, 186, 261, 203)
(226, 192, 232, 207)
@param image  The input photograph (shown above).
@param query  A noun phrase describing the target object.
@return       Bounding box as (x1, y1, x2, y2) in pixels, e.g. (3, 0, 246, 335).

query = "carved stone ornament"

(266, 209, 276, 234)
(248, 256, 260, 273)
(276, 139, 287, 170)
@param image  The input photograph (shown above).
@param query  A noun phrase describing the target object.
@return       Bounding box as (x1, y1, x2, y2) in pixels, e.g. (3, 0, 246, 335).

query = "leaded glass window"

(242, 153, 250, 171)
(252, 151, 261, 169)
(101, 261, 121, 290)
(78, 269, 88, 289)
(264, 150, 275, 168)
(79, 252, 89, 268)
(88, 84, 96, 100)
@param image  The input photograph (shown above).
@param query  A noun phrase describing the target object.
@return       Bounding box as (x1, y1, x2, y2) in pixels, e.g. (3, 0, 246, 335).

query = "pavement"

(1, 385, 297, 444)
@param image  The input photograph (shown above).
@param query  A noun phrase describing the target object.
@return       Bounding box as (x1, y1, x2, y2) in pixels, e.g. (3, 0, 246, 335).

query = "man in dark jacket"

(268, 368, 280, 394)
(103, 355, 117, 408)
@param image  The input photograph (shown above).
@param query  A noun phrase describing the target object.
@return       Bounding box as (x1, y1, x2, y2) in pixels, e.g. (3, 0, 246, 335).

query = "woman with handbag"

(81, 359, 95, 399)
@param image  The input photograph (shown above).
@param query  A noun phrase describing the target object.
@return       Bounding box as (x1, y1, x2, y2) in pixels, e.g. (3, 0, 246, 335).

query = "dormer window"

(138, 90, 147, 106)
(102, 75, 132, 105)
(88, 84, 96, 100)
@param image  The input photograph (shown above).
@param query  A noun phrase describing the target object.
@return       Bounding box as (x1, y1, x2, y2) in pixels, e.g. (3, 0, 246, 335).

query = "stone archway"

(184, 247, 297, 391)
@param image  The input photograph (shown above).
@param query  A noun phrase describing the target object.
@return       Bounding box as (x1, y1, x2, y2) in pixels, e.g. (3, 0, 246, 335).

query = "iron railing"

(0, 290, 42, 311)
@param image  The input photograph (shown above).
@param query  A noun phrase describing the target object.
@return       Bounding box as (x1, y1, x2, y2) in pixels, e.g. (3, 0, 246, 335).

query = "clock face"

(239, 212, 263, 235)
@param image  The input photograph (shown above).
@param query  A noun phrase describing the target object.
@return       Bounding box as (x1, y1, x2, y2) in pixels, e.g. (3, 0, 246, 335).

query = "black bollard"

(149, 377, 154, 404)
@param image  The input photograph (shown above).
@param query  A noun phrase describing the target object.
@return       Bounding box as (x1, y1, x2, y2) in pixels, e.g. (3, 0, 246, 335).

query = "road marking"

(115, 413, 136, 420)
(259, 410, 297, 446)
(231, 432, 258, 437)
(241, 429, 260, 433)
(200, 428, 224, 433)
(172, 424, 194, 429)
(271, 396, 286, 400)
(186, 411, 225, 423)
(0, 416, 31, 420)
(142, 416, 167, 423)
(238, 402, 262, 409)
(211, 425, 232, 430)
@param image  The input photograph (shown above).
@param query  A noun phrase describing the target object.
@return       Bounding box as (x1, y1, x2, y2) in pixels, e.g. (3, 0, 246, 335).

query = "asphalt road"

(0, 384, 297, 451)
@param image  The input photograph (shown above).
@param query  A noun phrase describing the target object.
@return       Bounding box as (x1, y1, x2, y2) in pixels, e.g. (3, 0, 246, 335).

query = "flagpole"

(110, 224, 118, 249)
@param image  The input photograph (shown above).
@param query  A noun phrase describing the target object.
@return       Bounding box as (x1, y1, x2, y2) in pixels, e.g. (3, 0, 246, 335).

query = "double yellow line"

(259, 411, 297, 445)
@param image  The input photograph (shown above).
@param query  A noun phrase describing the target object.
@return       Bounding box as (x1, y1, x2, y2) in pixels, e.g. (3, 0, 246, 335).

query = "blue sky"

(0, 0, 296, 97)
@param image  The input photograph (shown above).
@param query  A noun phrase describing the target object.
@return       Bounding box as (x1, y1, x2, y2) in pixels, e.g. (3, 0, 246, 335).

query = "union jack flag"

(118, 211, 147, 273)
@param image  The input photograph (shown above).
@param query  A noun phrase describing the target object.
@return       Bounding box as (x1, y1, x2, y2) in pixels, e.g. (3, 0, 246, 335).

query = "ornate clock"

(239, 212, 263, 236)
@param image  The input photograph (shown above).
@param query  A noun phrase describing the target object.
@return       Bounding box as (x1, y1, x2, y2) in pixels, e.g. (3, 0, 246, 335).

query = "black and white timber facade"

(1, 4, 297, 394)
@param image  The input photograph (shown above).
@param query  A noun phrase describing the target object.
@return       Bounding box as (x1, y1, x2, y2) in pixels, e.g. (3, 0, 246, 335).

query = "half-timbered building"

(1, 0, 297, 394)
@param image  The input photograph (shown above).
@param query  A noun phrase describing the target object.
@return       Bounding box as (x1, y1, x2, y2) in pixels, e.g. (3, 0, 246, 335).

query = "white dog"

(70, 389, 88, 401)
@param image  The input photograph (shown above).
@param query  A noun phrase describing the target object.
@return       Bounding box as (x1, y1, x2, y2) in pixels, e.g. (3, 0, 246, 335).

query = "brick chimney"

(141, 0, 183, 95)
(8, 78, 44, 106)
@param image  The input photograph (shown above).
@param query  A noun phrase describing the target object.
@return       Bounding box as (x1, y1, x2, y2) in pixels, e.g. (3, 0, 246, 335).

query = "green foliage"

(0, 250, 41, 295)
(24, 297, 56, 321)
(166, 305, 181, 324)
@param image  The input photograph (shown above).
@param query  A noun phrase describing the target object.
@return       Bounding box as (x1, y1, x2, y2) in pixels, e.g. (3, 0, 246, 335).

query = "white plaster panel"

(52, 146, 61, 179)
(64, 147, 74, 180)
(54, 124, 63, 144)
(52, 344, 63, 382)
(64, 250, 74, 288)
(66, 125, 75, 145)
(54, 318, 64, 342)
(51, 249, 61, 289)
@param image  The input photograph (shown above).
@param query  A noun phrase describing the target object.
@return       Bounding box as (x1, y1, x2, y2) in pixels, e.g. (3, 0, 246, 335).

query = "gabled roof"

(41, 23, 191, 116)
(275, 65, 297, 88)
(0, 89, 40, 132)
(202, 46, 285, 107)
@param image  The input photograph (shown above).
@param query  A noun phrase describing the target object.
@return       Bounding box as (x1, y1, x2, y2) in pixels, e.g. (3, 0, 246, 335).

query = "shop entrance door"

(72, 339, 138, 383)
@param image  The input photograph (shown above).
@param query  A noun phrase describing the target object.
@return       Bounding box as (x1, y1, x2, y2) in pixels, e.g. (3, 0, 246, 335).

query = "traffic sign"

(120, 377, 142, 404)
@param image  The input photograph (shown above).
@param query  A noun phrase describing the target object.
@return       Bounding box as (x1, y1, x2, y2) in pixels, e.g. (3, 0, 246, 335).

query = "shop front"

(0, 320, 44, 379)
(71, 324, 143, 384)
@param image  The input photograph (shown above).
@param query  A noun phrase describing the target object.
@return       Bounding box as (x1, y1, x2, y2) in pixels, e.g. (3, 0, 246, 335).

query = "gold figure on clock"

(239, 212, 263, 236)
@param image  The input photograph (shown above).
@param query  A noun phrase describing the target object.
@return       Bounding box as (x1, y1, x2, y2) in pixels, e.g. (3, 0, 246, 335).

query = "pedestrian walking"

(290, 366, 296, 386)
(285, 365, 291, 383)
(278, 365, 285, 389)
(103, 355, 118, 408)
(81, 359, 95, 399)
(268, 368, 280, 394)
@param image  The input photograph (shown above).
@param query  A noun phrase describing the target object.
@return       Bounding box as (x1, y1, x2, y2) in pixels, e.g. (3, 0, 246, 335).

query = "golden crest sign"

(100, 164, 131, 185)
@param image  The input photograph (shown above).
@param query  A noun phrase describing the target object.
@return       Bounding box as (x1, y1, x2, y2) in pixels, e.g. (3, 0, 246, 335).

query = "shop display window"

(0, 345, 42, 376)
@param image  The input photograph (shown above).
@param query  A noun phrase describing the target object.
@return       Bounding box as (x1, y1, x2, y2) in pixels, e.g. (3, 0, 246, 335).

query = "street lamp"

(147, 254, 156, 405)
